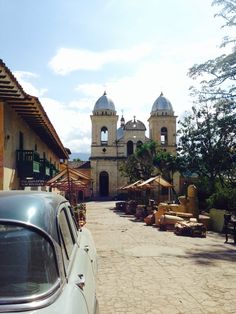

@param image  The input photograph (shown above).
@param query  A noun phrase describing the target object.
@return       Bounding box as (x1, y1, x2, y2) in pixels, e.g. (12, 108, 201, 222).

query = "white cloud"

(49, 44, 153, 75)
(15, 37, 229, 154)
(41, 97, 92, 153)
(13, 71, 48, 97)
(67, 98, 93, 112)
(77, 60, 192, 123)
(75, 38, 228, 132)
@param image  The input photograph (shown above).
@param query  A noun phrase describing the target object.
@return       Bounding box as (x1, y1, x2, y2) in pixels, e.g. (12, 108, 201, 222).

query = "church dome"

(151, 92, 174, 115)
(93, 91, 116, 114)
(124, 118, 146, 131)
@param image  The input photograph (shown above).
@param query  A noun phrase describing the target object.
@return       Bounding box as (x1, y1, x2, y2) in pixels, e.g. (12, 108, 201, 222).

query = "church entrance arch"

(99, 171, 109, 197)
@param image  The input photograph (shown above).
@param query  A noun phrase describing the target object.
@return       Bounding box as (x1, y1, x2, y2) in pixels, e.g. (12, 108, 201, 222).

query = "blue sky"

(0, 0, 228, 154)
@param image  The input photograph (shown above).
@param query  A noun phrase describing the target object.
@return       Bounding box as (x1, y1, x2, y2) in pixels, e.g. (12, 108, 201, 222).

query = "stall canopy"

(137, 175, 173, 202)
(46, 166, 91, 192)
(121, 180, 143, 191)
(138, 175, 173, 189)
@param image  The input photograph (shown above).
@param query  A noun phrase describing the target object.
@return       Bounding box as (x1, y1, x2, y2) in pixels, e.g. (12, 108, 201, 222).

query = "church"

(90, 91, 177, 199)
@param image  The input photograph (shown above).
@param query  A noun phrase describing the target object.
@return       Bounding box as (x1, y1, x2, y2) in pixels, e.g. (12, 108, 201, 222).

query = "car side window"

(58, 208, 75, 270)
(67, 205, 79, 235)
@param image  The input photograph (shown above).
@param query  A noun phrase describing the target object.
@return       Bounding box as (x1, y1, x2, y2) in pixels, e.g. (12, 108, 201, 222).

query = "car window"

(0, 223, 59, 299)
(58, 208, 75, 270)
(67, 205, 79, 236)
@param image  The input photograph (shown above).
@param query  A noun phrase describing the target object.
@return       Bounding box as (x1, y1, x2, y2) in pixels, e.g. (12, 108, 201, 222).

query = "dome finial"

(103, 91, 107, 95)
(160, 92, 163, 96)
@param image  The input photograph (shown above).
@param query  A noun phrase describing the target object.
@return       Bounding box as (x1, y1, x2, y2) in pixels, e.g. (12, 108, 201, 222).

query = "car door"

(78, 227, 98, 276)
(58, 205, 97, 314)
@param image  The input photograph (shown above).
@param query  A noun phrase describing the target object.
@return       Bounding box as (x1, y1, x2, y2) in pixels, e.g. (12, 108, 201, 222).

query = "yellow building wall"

(3, 104, 61, 190)
(149, 115, 177, 154)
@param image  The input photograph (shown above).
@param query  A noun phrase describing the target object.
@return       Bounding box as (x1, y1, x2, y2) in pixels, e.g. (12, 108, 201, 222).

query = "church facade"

(90, 91, 177, 199)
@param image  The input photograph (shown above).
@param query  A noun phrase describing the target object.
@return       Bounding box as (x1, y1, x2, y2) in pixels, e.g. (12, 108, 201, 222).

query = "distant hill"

(69, 152, 90, 161)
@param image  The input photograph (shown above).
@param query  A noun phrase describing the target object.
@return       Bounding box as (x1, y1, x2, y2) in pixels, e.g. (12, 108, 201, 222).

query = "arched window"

(101, 127, 108, 145)
(161, 127, 168, 145)
(127, 141, 134, 156)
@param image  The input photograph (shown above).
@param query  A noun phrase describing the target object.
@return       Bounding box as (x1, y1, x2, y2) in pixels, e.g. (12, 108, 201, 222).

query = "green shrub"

(207, 188, 236, 211)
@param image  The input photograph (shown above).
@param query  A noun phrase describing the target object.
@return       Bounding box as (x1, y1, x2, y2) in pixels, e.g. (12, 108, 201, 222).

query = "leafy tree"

(177, 98, 236, 193)
(73, 158, 81, 162)
(207, 186, 236, 211)
(179, 0, 236, 209)
(119, 141, 157, 182)
(119, 140, 179, 185)
(188, 0, 236, 101)
(153, 150, 178, 184)
(135, 141, 157, 180)
(119, 154, 141, 182)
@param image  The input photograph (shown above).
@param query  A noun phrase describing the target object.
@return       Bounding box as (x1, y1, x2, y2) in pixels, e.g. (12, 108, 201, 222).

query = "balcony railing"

(16, 150, 59, 180)
(40, 158, 51, 179)
(16, 150, 40, 178)
(50, 164, 59, 177)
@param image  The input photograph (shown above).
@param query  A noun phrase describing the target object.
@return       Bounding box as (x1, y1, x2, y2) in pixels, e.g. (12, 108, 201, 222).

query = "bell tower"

(148, 93, 177, 154)
(90, 92, 118, 198)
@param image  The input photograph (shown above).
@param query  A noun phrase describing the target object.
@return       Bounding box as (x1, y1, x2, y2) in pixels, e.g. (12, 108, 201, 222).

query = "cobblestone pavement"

(86, 201, 236, 314)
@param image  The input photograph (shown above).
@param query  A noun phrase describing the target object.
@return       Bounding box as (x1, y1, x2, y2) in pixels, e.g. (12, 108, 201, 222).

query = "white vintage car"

(0, 191, 98, 314)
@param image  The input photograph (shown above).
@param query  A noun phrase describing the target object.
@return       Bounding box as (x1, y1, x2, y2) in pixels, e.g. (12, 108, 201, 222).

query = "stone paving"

(86, 201, 236, 314)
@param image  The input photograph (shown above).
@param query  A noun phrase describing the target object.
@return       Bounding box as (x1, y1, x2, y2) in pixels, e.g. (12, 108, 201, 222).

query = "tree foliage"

(135, 141, 157, 180)
(119, 140, 179, 184)
(153, 151, 179, 184)
(177, 98, 236, 192)
(119, 154, 141, 182)
(178, 0, 236, 204)
(188, 0, 236, 101)
(119, 141, 157, 182)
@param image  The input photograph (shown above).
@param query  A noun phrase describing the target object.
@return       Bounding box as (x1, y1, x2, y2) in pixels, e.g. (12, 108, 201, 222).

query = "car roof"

(0, 191, 69, 241)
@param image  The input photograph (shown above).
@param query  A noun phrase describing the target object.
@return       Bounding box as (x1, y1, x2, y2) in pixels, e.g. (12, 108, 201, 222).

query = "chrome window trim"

(57, 205, 80, 279)
(0, 219, 66, 308)
(0, 279, 63, 313)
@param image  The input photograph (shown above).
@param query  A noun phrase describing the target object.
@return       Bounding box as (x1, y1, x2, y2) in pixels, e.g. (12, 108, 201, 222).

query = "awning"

(121, 180, 143, 190)
(138, 175, 173, 189)
(46, 166, 91, 191)
(0, 59, 69, 159)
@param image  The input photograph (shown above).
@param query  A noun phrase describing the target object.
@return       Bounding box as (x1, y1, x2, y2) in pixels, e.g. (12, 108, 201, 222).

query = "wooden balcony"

(50, 164, 59, 177)
(40, 158, 51, 179)
(16, 150, 40, 178)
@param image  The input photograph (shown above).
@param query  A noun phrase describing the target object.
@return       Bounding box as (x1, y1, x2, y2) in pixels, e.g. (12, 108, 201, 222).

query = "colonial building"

(90, 91, 177, 199)
(0, 59, 69, 190)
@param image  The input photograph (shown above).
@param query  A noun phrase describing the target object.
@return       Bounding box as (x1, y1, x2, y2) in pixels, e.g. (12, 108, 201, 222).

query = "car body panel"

(0, 191, 98, 314)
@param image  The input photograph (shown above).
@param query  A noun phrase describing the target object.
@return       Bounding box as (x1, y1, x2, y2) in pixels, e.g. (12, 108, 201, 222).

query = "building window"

(127, 141, 134, 156)
(161, 127, 168, 145)
(101, 127, 108, 145)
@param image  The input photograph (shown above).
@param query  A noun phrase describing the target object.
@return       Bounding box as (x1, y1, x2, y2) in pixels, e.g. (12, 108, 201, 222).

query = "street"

(86, 201, 236, 314)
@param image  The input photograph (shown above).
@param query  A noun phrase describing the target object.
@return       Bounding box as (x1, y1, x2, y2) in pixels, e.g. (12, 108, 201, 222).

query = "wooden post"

(66, 164, 72, 204)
